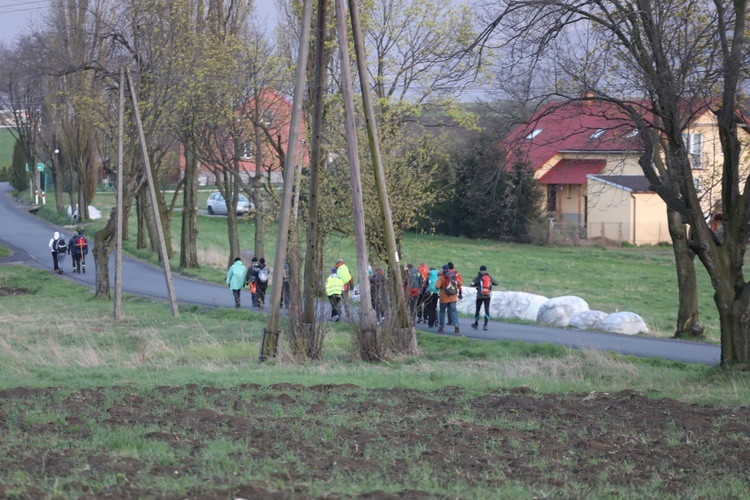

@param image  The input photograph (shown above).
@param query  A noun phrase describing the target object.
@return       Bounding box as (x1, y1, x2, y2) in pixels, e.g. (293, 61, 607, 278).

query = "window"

(590, 128, 606, 139)
(693, 177, 703, 193)
(262, 110, 275, 126)
(626, 128, 639, 138)
(525, 129, 542, 140)
(547, 184, 559, 212)
(683, 133, 703, 169)
(241, 142, 253, 159)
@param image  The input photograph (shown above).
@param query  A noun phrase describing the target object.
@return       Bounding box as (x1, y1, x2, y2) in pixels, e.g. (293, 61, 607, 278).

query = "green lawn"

(0, 127, 15, 169)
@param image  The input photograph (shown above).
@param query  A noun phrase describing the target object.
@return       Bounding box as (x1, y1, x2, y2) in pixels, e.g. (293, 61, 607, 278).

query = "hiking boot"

(471, 322, 478, 330)
(437, 327, 444, 333)
(483, 324, 488, 331)
(455, 326, 460, 333)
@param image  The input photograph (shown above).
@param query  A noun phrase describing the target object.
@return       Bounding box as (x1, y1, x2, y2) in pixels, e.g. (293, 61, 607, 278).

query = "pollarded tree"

(476, 0, 750, 364)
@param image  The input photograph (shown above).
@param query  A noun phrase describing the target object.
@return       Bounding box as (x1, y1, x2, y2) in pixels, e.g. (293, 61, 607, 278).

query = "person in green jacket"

(226, 257, 248, 308)
(325, 267, 345, 321)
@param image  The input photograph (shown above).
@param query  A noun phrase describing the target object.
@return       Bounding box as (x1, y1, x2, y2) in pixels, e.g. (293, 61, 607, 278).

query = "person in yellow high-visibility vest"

(325, 267, 345, 321)
(335, 259, 353, 318)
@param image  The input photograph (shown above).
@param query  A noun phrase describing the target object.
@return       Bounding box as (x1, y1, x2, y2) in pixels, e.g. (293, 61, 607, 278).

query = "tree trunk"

(94, 208, 117, 299)
(180, 147, 199, 268)
(53, 167, 64, 215)
(136, 191, 148, 249)
(226, 210, 240, 266)
(667, 208, 700, 337)
(714, 278, 750, 367)
(156, 194, 173, 260)
(253, 125, 264, 259)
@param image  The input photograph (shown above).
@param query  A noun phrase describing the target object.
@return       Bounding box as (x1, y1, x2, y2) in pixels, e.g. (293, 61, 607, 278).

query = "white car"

(206, 192, 254, 216)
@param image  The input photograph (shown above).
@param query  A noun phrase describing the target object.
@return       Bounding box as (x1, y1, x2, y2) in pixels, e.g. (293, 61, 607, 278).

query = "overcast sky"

(0, 1, 277, 45)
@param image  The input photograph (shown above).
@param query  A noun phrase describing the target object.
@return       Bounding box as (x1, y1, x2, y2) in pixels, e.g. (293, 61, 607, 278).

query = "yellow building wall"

(586, 179, 632, 243)
(632, 193, 669, 245)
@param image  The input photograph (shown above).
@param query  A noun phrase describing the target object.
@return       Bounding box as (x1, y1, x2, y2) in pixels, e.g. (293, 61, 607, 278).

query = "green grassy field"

(0, 128, 14, 169)
(34, 189, 719, 343)
(0, 264, 748, 498)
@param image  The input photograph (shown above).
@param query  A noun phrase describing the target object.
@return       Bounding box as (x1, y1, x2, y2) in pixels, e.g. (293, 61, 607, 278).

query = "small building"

(502, 99, 750, 244)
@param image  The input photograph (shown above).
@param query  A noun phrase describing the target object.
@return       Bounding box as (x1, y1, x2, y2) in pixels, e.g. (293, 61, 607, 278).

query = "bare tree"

(477, 0, 750, 365)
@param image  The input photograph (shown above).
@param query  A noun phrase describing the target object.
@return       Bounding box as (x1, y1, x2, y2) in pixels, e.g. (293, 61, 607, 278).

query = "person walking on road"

(424, 266, 439, 328)
(370, 267, 387, 322)
(326, 267, 345, 321)
(226, 257, 247, 308)
(470, 265, 499, 331)
(246, 257, 260, 307)
(69, 230, 88, 273)
(55, 233, 67, 273)
(437, 264, 462, 333)
(335, 259, 353, 318)
(48, 231, 63, 274)
(256, 257, 269, 309)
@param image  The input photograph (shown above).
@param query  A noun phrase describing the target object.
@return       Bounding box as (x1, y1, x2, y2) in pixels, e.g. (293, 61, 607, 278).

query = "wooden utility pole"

(334, 0, 380, 359)
(259, 0, 314, 361)
(125, 68, 180, 318)
(114, 68, 125, 320)
(347, 0, 417, 354)
(302, 0, 329, 342)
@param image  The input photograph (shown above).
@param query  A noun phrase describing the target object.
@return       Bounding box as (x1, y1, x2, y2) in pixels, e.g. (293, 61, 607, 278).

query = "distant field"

(0, 128, 15, 169)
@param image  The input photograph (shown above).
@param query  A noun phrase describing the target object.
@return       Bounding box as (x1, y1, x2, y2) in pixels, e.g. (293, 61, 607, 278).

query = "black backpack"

(55, 238, 67, 253)
(443, 271, 457, 295)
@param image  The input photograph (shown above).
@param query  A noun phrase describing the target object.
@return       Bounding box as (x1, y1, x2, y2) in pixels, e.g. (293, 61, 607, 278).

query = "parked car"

(206, 192, 255, 216)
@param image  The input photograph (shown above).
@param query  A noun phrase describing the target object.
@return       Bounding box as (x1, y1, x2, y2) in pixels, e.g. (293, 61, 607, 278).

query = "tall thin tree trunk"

(180, 147, 199, 268)
(668, 208, 700, 337)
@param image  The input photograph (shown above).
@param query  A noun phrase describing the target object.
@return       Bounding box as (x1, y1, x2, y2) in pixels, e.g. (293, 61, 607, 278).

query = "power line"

(0, 5, 47, 14)
(0, 0, 48, 8)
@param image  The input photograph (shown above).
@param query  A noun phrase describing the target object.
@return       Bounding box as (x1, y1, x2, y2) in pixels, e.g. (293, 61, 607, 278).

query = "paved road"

(0, 182, 721, 365)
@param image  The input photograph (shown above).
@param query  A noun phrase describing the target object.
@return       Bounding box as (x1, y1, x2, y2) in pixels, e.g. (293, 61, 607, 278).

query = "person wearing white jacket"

(48, 231, 63, 274)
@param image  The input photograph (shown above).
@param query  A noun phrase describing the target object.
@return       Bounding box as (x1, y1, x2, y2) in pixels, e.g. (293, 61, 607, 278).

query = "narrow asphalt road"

(0, 182, 721, 365)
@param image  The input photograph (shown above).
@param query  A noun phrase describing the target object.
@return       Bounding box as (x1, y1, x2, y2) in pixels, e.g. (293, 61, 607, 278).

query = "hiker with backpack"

(226, 257, 248, 308)
(436, 263, 463, 333)
(48, 231, 65, 274)
(246, 257, 260, 307)
(335, 259, 353, 318)
(325, 267, 345, 321)
(55, 233, 67, 273)
(424, 266, 439, 328)
(470, 265, 499, 331)
(69, 230, 88, 273)
(256, 257, 269, 309)
(415, 262, 430, 324)
(405, 263, 423, 322)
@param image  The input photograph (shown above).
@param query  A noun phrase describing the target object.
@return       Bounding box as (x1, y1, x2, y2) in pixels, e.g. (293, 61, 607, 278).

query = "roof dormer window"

(525, 129, 543, 140)
(590, 128, 606, 139)
(627, 128, 639, 138)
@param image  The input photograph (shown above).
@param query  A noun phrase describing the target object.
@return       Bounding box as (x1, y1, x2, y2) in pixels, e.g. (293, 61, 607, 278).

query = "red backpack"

(480, 274, 491, 297)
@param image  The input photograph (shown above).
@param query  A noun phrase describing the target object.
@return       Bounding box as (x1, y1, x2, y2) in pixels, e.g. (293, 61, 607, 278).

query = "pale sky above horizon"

(0, 1, 277, 46)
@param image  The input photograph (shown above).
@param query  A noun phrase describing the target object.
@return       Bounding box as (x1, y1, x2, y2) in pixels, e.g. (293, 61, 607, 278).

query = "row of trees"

(1, 0, 540, 361)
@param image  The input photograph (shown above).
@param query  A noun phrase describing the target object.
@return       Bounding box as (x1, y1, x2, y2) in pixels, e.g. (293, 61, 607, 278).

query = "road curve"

(0, 182, 721, 365)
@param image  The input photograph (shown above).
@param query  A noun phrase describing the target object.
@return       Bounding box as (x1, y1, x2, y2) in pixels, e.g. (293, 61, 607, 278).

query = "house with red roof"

(503, 99, 747, 244)
(194, 88, 308, 187)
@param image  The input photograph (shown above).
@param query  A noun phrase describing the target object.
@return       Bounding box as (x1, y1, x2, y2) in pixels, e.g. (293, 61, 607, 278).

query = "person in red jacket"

(436, 264, 463, 333)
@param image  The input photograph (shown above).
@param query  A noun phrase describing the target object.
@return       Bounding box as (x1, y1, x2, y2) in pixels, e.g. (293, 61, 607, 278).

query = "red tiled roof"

(538, 159, 606, 185)
(503, 100, 646, 172)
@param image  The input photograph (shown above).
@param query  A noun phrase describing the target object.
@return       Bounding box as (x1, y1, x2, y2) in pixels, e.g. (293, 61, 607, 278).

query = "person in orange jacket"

(436, 264, 463, 333)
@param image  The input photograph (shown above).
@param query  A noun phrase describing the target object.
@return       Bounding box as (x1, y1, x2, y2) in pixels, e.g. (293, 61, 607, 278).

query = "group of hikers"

(226, 256, 291, 310)
(326, 260, 499, 332)
(48, 230, 89, 274)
